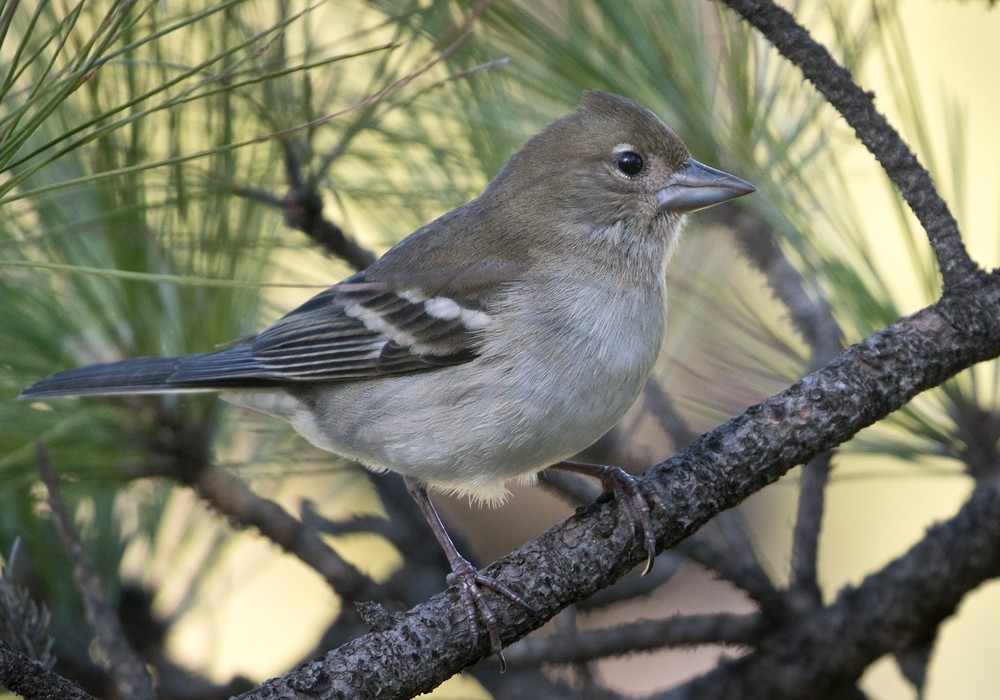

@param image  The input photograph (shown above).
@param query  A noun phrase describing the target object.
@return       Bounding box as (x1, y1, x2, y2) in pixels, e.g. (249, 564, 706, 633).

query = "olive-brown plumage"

(21, 91, 754, 656)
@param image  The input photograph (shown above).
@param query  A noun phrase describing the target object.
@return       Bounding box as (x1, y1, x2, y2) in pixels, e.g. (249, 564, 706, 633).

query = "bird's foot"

(405, 479, 529, 667)
(446, 555, 530, 670)
(552, 461, 658, 575)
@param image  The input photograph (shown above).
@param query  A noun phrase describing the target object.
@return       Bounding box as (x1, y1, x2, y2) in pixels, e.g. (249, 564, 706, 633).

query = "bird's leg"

(404, 478, 526, 665)
(549, 461, 658, 575)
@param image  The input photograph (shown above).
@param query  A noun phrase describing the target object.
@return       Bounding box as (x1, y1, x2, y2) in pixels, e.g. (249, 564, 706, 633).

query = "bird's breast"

(282, 272, 667, 502)
(476, 272, 667, 451)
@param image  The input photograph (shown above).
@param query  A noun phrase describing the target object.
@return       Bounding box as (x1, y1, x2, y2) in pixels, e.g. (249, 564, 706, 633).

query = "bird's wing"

(170, 269, 505, 385)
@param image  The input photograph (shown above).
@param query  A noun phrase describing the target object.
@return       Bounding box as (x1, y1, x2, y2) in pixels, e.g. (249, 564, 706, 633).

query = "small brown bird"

(21, 91, 754, 657)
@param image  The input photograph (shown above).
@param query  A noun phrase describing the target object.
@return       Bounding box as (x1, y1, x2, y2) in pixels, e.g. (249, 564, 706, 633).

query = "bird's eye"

(614, 150, 644, 177)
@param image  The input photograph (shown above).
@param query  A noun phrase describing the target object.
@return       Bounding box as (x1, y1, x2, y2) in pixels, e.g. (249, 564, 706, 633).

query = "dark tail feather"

(19, 355, 209, 399)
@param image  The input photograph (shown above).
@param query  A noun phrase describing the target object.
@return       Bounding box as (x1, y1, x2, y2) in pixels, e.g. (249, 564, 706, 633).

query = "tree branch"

(666, 473, 1000, 699)
(717, 0, 981, 290)
(787, 451, 831, 605)
(278, 143, 377, 271)
(677, 531, 785, 619)
(188, 463, 386, 603)
(36, 443, 155, 700)
(0, 636, 95, 700)
(232, 272, 1000, 699)
(502, 613, 766, 667)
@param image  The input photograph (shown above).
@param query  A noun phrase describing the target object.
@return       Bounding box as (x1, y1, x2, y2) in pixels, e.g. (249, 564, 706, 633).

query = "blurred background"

(1, 1, 998, 698)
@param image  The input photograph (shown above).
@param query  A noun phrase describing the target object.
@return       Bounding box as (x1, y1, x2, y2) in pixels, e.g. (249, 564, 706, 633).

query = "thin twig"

(666, 473, 1000, 699)
(643, 380, 700, 449)
(145, 407, 387, 606)
(280, 142, 377, 271)
(718, 0, 981, 290)
(36, 443, 155, 700)
(724, 208, 844, 608)
(189, 463, 385, 602)
(678, 534, 786, 619)
(788, 451, 832, 606)
(502, 613, 766, 666)
(726, 209, 843, 361)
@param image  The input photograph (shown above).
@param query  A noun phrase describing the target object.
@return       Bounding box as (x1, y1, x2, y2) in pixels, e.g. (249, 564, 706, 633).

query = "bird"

(20, 91, 754, 658)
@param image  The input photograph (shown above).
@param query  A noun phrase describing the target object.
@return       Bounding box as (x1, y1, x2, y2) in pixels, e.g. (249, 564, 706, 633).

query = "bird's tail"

(18, 355, 212, 399)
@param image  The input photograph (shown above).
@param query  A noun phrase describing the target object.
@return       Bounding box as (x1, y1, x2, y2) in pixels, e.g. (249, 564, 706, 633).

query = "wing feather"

(169, 272, 495, 385)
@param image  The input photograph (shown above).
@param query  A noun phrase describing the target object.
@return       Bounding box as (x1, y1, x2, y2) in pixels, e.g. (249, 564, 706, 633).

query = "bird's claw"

(446, 555, 528, 670)
(553, 461, 658, 575)
(592, 464, 658, 575)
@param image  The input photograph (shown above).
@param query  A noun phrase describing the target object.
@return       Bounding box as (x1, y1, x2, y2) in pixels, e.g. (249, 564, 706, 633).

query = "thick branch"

(234, 273, 1000, 699)
(0, 636, 95, 700)
(666, 474, 1000, 699)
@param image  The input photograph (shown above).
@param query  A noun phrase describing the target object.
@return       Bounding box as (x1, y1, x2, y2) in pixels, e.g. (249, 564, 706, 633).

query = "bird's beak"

(655, 158, 756, 214)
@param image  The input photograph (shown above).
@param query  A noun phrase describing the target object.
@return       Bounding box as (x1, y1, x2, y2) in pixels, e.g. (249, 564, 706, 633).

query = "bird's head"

(487, 91, 754, 258)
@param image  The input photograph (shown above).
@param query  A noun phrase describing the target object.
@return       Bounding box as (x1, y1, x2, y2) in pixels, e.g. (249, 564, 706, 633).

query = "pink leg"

(405, 479, 527, 666)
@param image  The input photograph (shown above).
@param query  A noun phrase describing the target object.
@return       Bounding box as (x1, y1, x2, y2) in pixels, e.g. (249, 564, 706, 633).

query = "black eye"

(614, 150, 644, 176)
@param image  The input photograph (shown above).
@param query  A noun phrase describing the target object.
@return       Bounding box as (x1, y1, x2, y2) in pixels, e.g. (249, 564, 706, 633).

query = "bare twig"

(643, 380, 700, 449)
(718, 0, 982, 290)
(189, 463, 385, 603)
(279, 143, 377, 271)
(678, 533, 785, 619)
(36, 443, 155, 700)
(502, 613, 766, 666)
(788, 451, 832, 606)
(231, 146, 378, 272)
(145, 406, 387, 612)
(666, 473, 1000, 699)
(726, 210, 844, 362)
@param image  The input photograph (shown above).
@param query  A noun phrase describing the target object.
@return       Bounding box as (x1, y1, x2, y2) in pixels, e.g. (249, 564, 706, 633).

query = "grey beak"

(655, 158, 755, 214)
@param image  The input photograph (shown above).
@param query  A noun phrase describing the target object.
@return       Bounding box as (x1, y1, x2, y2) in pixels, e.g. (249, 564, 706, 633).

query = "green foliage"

(0, 0, 501, 669)
(1, 0, 995, 689)
(449, 0, 996, 472)
(0, 541, 54, 669)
